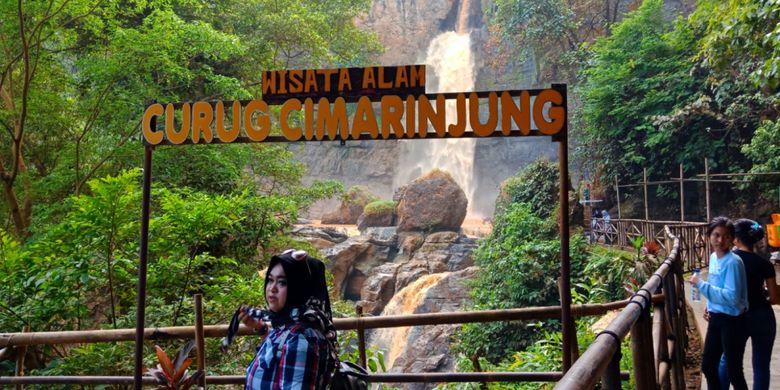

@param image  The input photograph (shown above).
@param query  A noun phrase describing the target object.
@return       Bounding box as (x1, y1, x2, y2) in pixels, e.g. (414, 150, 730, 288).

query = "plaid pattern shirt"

(245, 323, 329, 390)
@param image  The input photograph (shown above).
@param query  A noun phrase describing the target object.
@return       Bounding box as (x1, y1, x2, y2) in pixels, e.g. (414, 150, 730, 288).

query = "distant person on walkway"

(590, 208, 601, 243)
(718, 219, 780, 390)
(689, 216, 749, 390)
(602, 209, 611, 244)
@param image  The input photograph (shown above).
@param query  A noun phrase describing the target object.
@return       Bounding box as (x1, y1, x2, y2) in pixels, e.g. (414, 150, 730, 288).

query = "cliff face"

(297, 0, 693, 218)
(298, 0, 559, 218)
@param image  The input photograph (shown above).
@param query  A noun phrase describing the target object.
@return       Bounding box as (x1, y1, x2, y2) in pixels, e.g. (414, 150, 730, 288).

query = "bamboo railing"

(1, 229, 685, 388)
(556, 226, 687, 389)
(591, 218, 707, 271)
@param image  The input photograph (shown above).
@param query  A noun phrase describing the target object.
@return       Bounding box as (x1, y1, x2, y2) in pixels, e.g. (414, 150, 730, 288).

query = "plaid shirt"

(245, 323, 329, 390)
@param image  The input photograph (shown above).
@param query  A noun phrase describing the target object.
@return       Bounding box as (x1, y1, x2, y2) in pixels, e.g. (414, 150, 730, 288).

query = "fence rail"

(591, 218, 707, 271)
(557, 226, 687, 389)
(1, 228, 686, 389)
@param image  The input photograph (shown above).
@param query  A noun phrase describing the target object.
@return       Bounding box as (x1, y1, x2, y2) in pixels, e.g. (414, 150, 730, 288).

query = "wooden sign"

(261, 65, 426, 102)
(141, 66, 567, 145)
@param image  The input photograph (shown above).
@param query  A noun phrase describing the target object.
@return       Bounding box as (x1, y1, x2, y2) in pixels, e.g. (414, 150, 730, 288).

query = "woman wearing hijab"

(238, 249, 336, 390)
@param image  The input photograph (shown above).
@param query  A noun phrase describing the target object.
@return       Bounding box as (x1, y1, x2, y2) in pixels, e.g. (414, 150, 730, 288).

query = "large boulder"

(396, 170, 468, 232)
(358, 262, 402, 315)
(321, 186, 379, 224)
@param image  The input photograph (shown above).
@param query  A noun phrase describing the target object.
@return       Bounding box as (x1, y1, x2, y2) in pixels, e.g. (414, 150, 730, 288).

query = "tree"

(1, 0, 381, 239)
(577, 0, 705, 184)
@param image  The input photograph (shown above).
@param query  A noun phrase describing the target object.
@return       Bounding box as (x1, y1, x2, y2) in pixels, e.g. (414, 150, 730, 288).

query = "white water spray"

(394, 0, 478, 216)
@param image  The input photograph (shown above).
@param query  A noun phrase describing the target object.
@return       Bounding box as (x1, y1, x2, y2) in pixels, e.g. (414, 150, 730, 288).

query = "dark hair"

(707, 216, 735, 237)
(733, 218, 765, 248)
(265, 251, 331, 314)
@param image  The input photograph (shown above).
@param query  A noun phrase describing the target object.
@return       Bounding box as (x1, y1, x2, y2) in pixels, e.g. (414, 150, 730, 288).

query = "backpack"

(329, 361, 369, 390)
(297, 299, 369, 390)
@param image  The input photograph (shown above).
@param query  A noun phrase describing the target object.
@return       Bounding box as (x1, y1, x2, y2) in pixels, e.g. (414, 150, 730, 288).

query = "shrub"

(495, 160, 560, 219)
(363, 200, 396, 217)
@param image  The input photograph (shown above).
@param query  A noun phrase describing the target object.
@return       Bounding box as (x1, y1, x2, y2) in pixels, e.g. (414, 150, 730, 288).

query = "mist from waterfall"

(393, 0, 478, 216)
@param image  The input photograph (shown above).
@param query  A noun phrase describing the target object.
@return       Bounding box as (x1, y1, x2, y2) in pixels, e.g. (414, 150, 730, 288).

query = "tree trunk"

(2, 177, 28, 237)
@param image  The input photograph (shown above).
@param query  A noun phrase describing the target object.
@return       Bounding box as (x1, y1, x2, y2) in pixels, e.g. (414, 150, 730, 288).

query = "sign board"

(142, 65, 567, 145)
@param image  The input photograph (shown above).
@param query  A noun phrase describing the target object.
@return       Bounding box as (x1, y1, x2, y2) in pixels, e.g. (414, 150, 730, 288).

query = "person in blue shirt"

(689, 216, 749, 390)
(718, 219, 780, 390)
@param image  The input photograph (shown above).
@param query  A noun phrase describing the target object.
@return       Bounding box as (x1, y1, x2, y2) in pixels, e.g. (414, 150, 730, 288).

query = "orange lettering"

(469, 92, 498, 136)
(142, 103, 164, 145)
(280, 99, 303, 140)
(534, 89, 565, 135)
(191, 101, 214, 143)
(381, 95, 405, 139)
(243, 100, 270, 141)
(501, 91, 530, 135)
(165, 103, 191, 144)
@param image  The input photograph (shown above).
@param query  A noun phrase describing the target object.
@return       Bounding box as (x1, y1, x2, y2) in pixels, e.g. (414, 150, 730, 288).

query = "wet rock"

(368, 267, 479, 386)
(358, 262, 402, 315)
(324, 235, 395, 300)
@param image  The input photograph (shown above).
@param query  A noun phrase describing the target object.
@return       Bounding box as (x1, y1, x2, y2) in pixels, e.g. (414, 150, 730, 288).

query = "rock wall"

(296, 0, 561, 219)
(294, 224, 478, 381)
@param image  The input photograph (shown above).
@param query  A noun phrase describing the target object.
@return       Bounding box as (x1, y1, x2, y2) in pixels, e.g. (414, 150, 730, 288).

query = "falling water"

(368, 273, 447, 369)
(394, 0, 478, 216)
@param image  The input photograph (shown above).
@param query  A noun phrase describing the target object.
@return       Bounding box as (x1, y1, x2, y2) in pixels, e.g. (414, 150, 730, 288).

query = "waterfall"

(393, 0, 478, 217)
(368, 273, 447, 369)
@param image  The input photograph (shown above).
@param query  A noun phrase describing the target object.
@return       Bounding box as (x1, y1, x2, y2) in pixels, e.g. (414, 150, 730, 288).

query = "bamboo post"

(615, 176, 622, 219)
(668, 264, 686, 390)
(652, 305, 669, 387)
(195, 294, 206, 389)
(704, 158, 711, 222)
(631, 305, 655, 390)
(679, 164, 685, 222)
(600, 349, 622, 390)
(15, 326, 30, 390)
(643, 168, 649, 221)
(356, 305, 367, 369)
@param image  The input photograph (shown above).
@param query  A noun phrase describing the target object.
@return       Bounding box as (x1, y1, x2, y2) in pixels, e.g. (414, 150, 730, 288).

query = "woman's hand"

(703, 307, 710, 322)
(688, 274, 699, 285)
(238, 305, 268, 333)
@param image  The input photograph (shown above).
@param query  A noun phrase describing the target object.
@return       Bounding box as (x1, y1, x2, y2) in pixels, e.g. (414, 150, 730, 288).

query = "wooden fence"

(1, 229, 686, 389)
(591, 218, 707, 271)
(557, 226, 688, 389)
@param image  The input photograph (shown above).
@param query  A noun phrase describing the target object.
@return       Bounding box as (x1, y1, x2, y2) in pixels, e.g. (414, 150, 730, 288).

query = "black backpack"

(329, 361, 369, 390)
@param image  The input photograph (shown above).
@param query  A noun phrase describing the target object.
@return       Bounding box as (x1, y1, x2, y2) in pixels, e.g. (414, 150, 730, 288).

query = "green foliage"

(342, 185, 379, 205)
(694, 0, 780, 89)
(440, 318, 634, 390)
(457, 202, 560, 362)
(743, 120, 780, 173)
(0, 0, 378, 238)
(363, 200, 397, 217)
(577, 0, 704, 183)
(0, 166, 334, 376)
(495, 160, 560, 219)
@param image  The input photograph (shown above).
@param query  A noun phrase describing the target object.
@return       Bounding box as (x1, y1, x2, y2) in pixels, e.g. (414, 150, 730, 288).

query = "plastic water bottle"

(691, 268, 701, 302)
